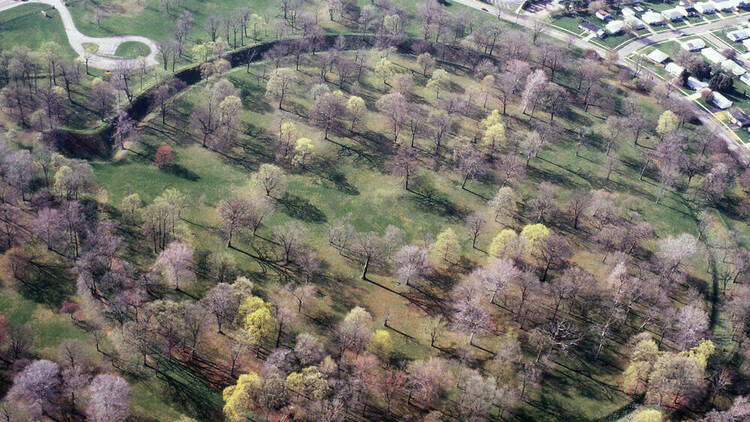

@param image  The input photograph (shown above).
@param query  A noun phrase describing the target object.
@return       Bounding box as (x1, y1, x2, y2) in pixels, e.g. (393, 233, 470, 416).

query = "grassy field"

(114, 40, 151, 58)
(83, 45, 750, 419)
(0, 3, 77, 58)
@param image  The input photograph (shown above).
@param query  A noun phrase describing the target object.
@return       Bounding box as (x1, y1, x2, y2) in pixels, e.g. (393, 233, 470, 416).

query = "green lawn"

(642, 0, 678, 11)
(549, 14, 586, 35)
(84, 47, 750, 419)
(593, 31, 636, 49)
(114, 40, 151, 58)
(704, 12, 722, 20)
(671, 19, 689, 27)
(0, 3, 77, 58)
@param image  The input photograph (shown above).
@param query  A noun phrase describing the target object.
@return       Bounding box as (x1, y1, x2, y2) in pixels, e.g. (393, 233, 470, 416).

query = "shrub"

(154, 145, 173, 168)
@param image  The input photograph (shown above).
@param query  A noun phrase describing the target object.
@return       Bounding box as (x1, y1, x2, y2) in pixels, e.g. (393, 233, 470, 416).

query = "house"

(742, 38, 750, 49)
(728, 29, 750, 42)
(622, 7, 636, 17)
(695, 1, 717, 12)
(715, 0, 736, 11)
(646, 49, 669, 64)
(729, 109, 750, 127)
(606, 20, 625, 34)
(721, 59, 746, 76)
(642, 11, 665, 25)
(682, 38, 706, 51)
(596, 9, 611, 20)
(661, 8, 686, 21)
(712, 91, 733, 109)
(579, 21, 605, 37)
(665, 62, 686, 76)
(741, 73, 750, 86)
(677, 5, 700, 16)
(702, 47, 727, 64)
(687, 76, 708, 90)
(625, 16, 646, 29)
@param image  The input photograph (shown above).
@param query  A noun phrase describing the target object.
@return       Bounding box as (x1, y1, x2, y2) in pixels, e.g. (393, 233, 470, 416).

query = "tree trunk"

(361, 256, 370, 280)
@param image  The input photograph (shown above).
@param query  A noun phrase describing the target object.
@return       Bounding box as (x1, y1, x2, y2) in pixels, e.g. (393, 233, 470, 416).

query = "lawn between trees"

(88, 45, 748, 420)
(1, 1, 749, 421)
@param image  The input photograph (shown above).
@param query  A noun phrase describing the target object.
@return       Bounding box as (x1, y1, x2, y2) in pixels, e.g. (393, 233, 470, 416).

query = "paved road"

(451, 0, 750, 166)
(618, 14, 750, 56)
(0, 0, 159, 69)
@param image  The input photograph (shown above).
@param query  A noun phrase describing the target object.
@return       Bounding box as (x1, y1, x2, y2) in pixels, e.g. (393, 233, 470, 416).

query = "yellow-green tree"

(347, 95, 366, 131)
(488, 229, 520, 259)
(368, 329, 394, 360)
(656, 110, 679, 138)
(482, 109, 503, 128)
(293, 137, 314, 169)
(121, 193, 141, 222)
(240, 295, 277, 347)
(482, 123, 506, 152)
(285, 366, 330, 400)
(632, 409, 663, 422)
(430, 228, 460, 266)
(520, 223, 551, 254)
(222, 372, 261, 421)
(375, 58, 395, 89)
(383, 14, 402, 36)
(427, 69, 449, 99)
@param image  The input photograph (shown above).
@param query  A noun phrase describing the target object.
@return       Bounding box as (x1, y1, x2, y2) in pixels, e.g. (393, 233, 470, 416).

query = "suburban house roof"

(579, 21, 604, 35)
(646, 49, 669, 63)
(721, 59, 747, 76)
(625, 16, 645, 29)
(682, 38, 706, 51)
(665, 62, 686, 75)
(605, 20, 625, 33)
(662, 8, 686, 19)
(596, 9, 611, 19)
(622, 7, 636, 16)
(728, 29, 750, 41)
(687, 76, 708, 90)
(702, 47, 726, 64)
(695, 1, 717, 11)
(715, 0, 736, 10)
(642, 11, 665, 24)
(712, 92, 733, 109)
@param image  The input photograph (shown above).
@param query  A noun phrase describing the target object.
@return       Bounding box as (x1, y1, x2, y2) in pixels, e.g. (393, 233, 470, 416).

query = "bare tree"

(465, 212, 487, 249)
(8, 360, 61, 419)
(86, 374, 130, 422)
(152, 241, 195, 291)
(386, 146, 420, 191)
(392, 245, 432, 287)
(201, 283, 240, 333)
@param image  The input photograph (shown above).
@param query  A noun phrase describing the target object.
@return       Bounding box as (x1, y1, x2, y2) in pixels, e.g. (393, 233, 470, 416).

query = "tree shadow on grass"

(18, 263, 74, 308)
(309, 160, 359, 195)
(162, 163, 201, 181)
(406, 178, 464, 220)
(278, 193, 327, 223)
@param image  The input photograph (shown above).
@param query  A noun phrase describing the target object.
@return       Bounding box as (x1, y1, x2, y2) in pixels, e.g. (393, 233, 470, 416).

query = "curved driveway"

(452, 0, 750, 166)
(0, 0, 159, 69)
